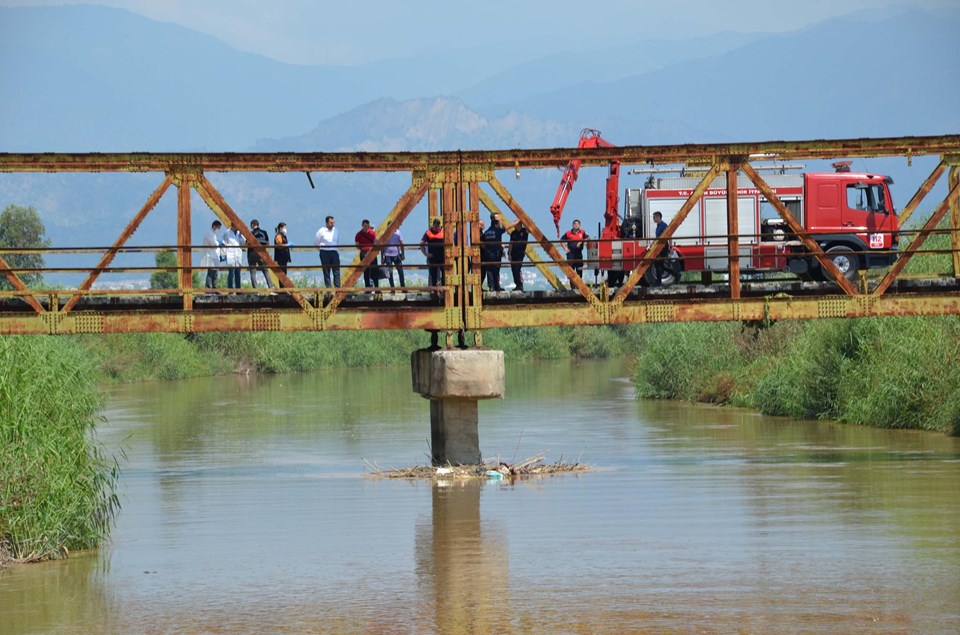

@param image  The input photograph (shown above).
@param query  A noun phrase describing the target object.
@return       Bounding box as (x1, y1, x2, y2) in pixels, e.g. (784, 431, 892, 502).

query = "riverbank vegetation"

(635, 230, 960, 435)
(0, 336, 120, 566)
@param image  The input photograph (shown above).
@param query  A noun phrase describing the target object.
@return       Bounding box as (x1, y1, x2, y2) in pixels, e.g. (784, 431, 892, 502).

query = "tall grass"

(0, 336, 120, 564)
(634, 322, 745, 402)
(633, 317, 960, 435)
(71, 326, 645, 381)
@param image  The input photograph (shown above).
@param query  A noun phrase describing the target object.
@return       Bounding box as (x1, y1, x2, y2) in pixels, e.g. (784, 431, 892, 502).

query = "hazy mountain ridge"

(1, 3, 957, 274)
(255, 97, 575, 151)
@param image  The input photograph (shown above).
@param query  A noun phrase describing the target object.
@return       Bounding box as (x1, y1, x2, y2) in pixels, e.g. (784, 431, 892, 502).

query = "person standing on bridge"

(652, 211, 669, 286)
(382, 227, 405, 289)
(480, 212, 516, 291)
(509, 221, 529, 291)
(221, 224, 244, 290)
(420, 217, 445, 290)
(247, 219, 274, 289)
(354, 219, 379, 289)
(274, 222, 291, 276)
(201, 220, 222, 289)
(561, 219, 588, 284)
(315, 215, 341, 288)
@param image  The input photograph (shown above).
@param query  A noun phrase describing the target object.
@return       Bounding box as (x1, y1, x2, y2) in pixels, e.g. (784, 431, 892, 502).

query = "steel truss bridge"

(1, 135, 959, 343)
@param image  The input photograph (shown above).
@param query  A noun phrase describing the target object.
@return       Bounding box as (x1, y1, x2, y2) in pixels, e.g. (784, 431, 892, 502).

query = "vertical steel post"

(442, 182, 456, 310)
(177, 174, 193, 311)
(726, 163, 741, 299)
(950, 166, 960, 278)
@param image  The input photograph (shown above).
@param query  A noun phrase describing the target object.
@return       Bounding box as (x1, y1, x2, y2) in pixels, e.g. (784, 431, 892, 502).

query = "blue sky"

(3, 0, 955, 65)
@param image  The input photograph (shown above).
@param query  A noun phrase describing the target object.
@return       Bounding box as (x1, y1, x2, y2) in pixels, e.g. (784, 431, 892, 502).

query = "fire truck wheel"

(825, 245, 860, 281)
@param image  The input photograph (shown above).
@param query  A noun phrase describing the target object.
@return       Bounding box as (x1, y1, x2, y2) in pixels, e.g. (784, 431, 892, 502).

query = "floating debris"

(365, 452, 588, 480)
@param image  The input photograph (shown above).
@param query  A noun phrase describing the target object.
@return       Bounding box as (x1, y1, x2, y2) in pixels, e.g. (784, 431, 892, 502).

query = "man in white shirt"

(314, 215, 341, 288)
(382, 228, 405, 288)
(200, 220, 222, 288)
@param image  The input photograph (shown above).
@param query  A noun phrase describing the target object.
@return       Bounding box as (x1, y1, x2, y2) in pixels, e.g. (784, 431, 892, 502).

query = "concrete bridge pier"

(411, 348, 505, 465)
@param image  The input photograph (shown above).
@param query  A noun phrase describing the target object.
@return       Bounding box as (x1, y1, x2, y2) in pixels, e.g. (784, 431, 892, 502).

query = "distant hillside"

(497, 7, 960, 142)
(1, 3, 957, 285)
(0, 5, 373, 151)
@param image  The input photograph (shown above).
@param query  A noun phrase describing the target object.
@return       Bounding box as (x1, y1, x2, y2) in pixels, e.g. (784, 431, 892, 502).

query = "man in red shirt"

(355, 219, 378, 288)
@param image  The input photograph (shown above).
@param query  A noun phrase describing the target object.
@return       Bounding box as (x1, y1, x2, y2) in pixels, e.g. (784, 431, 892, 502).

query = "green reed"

(0, 336, 120, 564)
(633, 317, 960, 435)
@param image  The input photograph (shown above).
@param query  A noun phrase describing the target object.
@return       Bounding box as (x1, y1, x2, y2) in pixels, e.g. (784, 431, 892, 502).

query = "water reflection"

(415, 481, 509, 634)
(1, 358, 958, 634)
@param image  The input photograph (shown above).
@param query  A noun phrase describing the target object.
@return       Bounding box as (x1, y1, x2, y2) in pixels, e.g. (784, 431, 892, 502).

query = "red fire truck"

(600, 164, 899, 285)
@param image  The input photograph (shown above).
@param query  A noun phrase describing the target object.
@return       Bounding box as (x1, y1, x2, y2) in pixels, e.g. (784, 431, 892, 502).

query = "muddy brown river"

(1, 358, 958, 634)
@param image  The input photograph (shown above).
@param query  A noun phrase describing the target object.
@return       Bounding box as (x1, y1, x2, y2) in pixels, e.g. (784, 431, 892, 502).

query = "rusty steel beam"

(612, 163, 723, 306)
(950, 167, 960, 278)
(8, 291, 959, 335)
(487, 176, 602, 315)
(177, 175, 193, 311)
(726, 163, 742, 299)
(741, 162, 859, 296)
(874, 177, 960, 296)
(478, 188, 565, 291)
(324, 179, 430, 315)
(62, 176, 173, 314)
(193, 175, 312, 313)
(0, 254, 45, 314)
(2, 135, 958, 173)
(897, 160, 946, 227)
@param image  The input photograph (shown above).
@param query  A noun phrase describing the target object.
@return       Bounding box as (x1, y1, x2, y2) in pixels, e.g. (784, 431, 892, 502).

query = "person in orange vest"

(419, 217, 445, 289)
(561, 218, 588, 284)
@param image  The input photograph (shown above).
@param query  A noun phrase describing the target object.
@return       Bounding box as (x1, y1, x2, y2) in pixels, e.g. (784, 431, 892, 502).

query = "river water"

(1, 358, 959, 634)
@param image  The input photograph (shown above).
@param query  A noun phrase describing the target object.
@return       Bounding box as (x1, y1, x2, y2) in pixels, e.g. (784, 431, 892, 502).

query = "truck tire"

(825, 245, 860, 282)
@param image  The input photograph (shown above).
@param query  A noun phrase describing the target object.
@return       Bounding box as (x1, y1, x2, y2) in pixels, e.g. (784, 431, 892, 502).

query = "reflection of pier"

(415, 481, 510, 633)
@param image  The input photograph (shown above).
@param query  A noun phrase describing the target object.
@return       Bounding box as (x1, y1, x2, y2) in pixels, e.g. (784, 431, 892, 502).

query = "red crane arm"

(550, 128, 618, 236)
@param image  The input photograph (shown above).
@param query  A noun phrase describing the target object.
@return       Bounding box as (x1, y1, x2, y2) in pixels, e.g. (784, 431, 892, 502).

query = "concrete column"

(412, 348, 505, 465)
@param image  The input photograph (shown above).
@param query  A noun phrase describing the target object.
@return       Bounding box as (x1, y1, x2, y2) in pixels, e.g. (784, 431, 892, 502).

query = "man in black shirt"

(248, 219, 274, 288)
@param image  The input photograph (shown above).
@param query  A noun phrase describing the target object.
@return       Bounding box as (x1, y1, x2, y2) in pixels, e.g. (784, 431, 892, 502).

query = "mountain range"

(0, 3, 958, 277)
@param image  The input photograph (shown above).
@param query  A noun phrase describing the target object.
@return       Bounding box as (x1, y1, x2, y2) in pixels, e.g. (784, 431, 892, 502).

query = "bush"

(0, 336, 120, 563)
(634, 322, 744, 402)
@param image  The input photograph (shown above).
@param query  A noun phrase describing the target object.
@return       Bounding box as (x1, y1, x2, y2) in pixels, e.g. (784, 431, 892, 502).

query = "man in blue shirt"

(652, 211, 668, 286)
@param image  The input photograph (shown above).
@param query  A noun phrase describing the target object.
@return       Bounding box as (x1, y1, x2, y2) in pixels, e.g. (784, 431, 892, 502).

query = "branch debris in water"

(364, 452, 588, 480)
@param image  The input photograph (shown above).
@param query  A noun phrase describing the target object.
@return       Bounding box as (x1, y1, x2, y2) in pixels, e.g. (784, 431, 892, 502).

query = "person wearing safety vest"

(561, 219, 588, 284)
(419, 217, 445, 289)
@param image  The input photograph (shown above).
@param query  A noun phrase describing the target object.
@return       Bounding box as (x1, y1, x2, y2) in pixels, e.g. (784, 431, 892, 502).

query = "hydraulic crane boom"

(549, 128, 619, 237)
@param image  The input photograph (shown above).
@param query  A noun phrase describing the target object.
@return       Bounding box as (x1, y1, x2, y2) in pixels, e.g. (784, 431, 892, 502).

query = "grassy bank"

(633, 317, 960, 435)
(635, 227, 960, 435)
(0, 336, 120, 565)
(74, 325, 645, 383)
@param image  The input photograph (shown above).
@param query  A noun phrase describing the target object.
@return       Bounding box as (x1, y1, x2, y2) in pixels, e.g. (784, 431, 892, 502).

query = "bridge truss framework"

(1, 135, 959, 341)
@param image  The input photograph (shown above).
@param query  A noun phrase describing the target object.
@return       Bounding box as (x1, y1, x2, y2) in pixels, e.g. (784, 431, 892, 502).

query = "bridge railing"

(1, 136, 959, 335)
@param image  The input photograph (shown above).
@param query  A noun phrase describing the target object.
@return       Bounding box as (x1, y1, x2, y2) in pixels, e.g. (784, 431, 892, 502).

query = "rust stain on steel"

(4, 291, 960, 335)
(324, 179, 430, 315)
(62, 175, 173, 314)
(613, 163, 722, 305)
(742, 162, 859, 296)
(488, 175, 602, 314)
(3, 135, 959, 173)
(0, 255, 46, 314)
(874, 177, 960, 296)
(897, 160, 946, 227)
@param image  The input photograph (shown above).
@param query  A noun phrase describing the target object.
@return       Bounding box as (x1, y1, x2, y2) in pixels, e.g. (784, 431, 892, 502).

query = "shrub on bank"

(634, 322, 745, 402)
(633, 316, 960, 436)
(0, 336, 120, 564)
